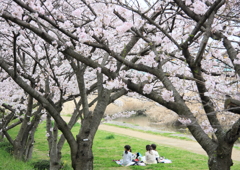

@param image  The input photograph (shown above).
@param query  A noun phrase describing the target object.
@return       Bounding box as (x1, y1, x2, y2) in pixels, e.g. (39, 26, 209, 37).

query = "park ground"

(63, 116, 240, 162)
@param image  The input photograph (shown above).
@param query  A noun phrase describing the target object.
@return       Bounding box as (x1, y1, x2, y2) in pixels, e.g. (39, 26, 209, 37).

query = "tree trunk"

(72, 114, 94, 170)
(13, 126, 30, 157)
(73, 139, 94, 170)
(13, 141, 23, 160)
(13, 115, 41, 161)
(49, 123, 62, 170)
(208, 143, 233, 170)
(46, 114, 62, 170)
(12, 104, 42, 161)
(0, 121, 4, 142)
(22, 133, 34, 161)
(0, 133, 4, 142)
(72, 88, 111, 170)
(23, 112, 42, 161)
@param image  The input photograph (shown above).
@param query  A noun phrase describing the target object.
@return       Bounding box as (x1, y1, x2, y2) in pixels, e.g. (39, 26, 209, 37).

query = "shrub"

(32, 160, 50, 170)
(105, 134, 115, 139)
(32, 160, 71, 170)
(61, 163, 72, 170)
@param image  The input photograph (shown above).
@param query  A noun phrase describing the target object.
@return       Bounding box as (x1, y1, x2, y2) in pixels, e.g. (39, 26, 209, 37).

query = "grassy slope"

(0, 148, 33, 170)
(1, 121, 240, 170)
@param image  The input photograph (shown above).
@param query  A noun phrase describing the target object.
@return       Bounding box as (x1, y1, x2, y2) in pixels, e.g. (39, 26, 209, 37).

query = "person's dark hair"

(146, 145, 152, 153)
(151, 144, 157, 150)
(124, 145, 131, 154)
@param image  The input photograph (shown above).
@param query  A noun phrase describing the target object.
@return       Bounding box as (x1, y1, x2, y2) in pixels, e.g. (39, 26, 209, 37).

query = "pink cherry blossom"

(72, 8, 83, 18)
(192, 1, 207, 15)
(116, 22, 133, 34)
(178, 118, 192, 125)
(143, 84, 153, 94)
(161, 90, 174, 102)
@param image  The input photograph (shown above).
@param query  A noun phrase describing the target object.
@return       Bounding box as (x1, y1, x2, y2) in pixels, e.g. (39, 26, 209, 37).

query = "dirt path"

(62, 116, 240, 161)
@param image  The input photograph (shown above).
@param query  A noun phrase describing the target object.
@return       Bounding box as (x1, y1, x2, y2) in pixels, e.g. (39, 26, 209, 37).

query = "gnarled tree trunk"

(47, 114, 62, 170)
(208, 141, 233, 170)
(12, 96, 42, 161)
(72, 87, 111, 170)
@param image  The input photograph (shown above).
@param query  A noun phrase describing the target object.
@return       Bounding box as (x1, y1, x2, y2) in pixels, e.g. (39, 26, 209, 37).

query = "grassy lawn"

(1, 121, 240, 169)
(93, 131, 207, 170)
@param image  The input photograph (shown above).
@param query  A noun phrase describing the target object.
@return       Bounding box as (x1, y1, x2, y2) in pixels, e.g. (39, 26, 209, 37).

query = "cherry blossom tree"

(0, 1, 130, 169)
(0, 27, 46, 161)
(0, 0, 240, 170)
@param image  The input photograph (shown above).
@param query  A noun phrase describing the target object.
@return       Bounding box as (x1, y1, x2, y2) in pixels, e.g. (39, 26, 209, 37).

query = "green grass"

(1, 121, 240, 170)
(0, 148, 33, 170)
(93, 131, 207, 170)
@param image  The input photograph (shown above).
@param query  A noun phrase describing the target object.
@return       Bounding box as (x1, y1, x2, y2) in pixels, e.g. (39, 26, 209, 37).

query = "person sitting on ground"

(144, 145, 157, 164)
(151, 143, 160, 162)
(121, 145, 135, 166)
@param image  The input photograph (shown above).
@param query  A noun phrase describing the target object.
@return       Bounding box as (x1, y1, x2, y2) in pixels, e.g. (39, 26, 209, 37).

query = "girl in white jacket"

(145, 145, 157, 164)
(151, 143, 160, 162)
